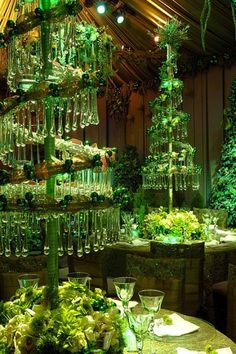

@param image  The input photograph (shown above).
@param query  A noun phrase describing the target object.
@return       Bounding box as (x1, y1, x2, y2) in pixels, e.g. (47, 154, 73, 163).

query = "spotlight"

(116, 10, 125, 24)
(96, 1, 107, 14)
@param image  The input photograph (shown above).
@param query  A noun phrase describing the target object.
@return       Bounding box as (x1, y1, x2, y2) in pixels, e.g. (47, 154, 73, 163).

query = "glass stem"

(136, 335, 143, 354)
(122, 300, 129, 311)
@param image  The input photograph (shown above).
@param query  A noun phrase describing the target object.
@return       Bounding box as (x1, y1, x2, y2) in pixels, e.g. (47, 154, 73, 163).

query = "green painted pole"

(167, 44, 173, 213)
(40, 0, 59, 308)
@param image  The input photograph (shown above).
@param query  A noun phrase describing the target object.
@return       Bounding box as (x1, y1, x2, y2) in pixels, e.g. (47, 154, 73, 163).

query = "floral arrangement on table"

(141, 208, 206, 243)
(0, 282, 124, 354)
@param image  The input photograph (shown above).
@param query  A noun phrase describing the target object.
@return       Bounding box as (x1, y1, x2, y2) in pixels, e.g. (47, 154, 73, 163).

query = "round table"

(124, 309, 236, 354)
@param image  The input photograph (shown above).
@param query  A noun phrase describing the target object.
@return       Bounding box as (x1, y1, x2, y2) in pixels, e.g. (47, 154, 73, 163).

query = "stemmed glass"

(18, 274, 40, 288)
(139, 289, 165, 333)
(68, 272, 91, 287)
(113, 276, 136, 311)
(125, 308, 152, 354)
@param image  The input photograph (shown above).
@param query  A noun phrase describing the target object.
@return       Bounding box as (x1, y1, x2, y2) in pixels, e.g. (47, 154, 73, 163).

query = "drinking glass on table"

(67, 272, 90, 287)
(125, 307, 152, 354)
(18, 274, 40, 288)
(139, 289, 165, 331)
(113, 276, 136, 311)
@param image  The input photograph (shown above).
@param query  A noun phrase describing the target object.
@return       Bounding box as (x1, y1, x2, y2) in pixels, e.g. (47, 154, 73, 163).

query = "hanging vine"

(200, 0, 211, 51)
(230, 0, 236, 40)
(201, 0, 236, 50)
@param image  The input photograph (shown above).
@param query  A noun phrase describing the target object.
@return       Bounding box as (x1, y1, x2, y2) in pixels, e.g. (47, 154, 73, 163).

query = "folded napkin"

(216, 229, 236, 237)
(176, 347, 232, 354)
(153, 313, 199, 337)
(220, 235, 236, 242)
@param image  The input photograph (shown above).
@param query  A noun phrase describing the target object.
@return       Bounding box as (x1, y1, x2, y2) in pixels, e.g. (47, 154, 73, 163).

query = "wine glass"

(125, 308, 152, 354)
(139, 289, 165, 332)
(18, 274, 40, 288)
(68, 272, 91, 287)
(113, 276, 136, 311)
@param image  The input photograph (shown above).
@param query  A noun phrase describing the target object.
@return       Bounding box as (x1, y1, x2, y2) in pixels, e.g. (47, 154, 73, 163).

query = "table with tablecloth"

(125, 309, 236, 353)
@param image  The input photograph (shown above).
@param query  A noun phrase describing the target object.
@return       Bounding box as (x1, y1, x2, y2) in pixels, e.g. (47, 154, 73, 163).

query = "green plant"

(210, 79, 236, 227)
(0, 283, 124, 354)
(113, 145, 141, 193)
(141, 208, 205, 243)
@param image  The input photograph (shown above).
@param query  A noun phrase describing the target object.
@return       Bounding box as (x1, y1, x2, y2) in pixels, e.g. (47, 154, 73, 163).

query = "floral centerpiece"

(0, 282, 124, 354)
(141, 208, 205, 243)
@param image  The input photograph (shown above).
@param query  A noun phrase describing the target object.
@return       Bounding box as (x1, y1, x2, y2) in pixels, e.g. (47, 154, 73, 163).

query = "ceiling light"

(116, 11, 125, 24)
(96, 1, 107, 14)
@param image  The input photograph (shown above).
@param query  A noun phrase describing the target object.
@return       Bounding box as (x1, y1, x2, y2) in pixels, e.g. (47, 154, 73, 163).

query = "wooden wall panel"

(126, 91, 144, 158)
(224, 65, 236, 107)
(193, 71, 207, 205)
(107, 109, 126, 153)
(183, 75, 195, 147)
(206, 66, 224, 202)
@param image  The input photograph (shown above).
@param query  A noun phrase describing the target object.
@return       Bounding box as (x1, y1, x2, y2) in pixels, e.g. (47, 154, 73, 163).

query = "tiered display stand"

(142, 18, 201, 211)
(0, 0, 120, 306)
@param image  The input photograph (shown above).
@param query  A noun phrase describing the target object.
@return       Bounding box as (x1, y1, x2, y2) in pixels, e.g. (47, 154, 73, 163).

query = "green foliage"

(205, 344, 218, 354)
(0, 284, 124, 354)
(141, 208, 205, 243)
(113, 145, 141, 193)
(154, 16, 189, 50)
(210, 79, 236, 227)
(113, 186, 133, 212)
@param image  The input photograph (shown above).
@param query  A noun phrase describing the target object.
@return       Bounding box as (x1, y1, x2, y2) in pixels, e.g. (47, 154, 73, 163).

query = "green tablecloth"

(124, 309, 236, 354)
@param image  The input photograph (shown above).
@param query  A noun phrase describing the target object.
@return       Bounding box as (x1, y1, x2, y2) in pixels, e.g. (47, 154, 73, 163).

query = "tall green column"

(40, 0, 59, 308)
(167, 44, 174, 213)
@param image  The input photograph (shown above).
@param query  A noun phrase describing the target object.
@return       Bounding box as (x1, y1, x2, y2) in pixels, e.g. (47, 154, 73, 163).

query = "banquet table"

(124, 309, 236, 354)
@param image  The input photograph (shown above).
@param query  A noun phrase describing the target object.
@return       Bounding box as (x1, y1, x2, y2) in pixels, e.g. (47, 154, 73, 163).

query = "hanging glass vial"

(192, 172, 200, 190)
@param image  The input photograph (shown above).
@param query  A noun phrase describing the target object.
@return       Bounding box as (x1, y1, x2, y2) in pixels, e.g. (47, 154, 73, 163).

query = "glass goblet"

(68, 272, 90, 287)
(139, 289, 165, 331)
(125, 308, 152, 354)
(18, 274, 40, 288)
(113, 276, 136, 311)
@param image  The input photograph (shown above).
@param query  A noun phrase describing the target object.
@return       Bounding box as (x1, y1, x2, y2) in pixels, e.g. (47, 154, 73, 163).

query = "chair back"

(227, 263, 236, 341)
(126, 254, 186, 312)
(150, 241, 205, 315)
